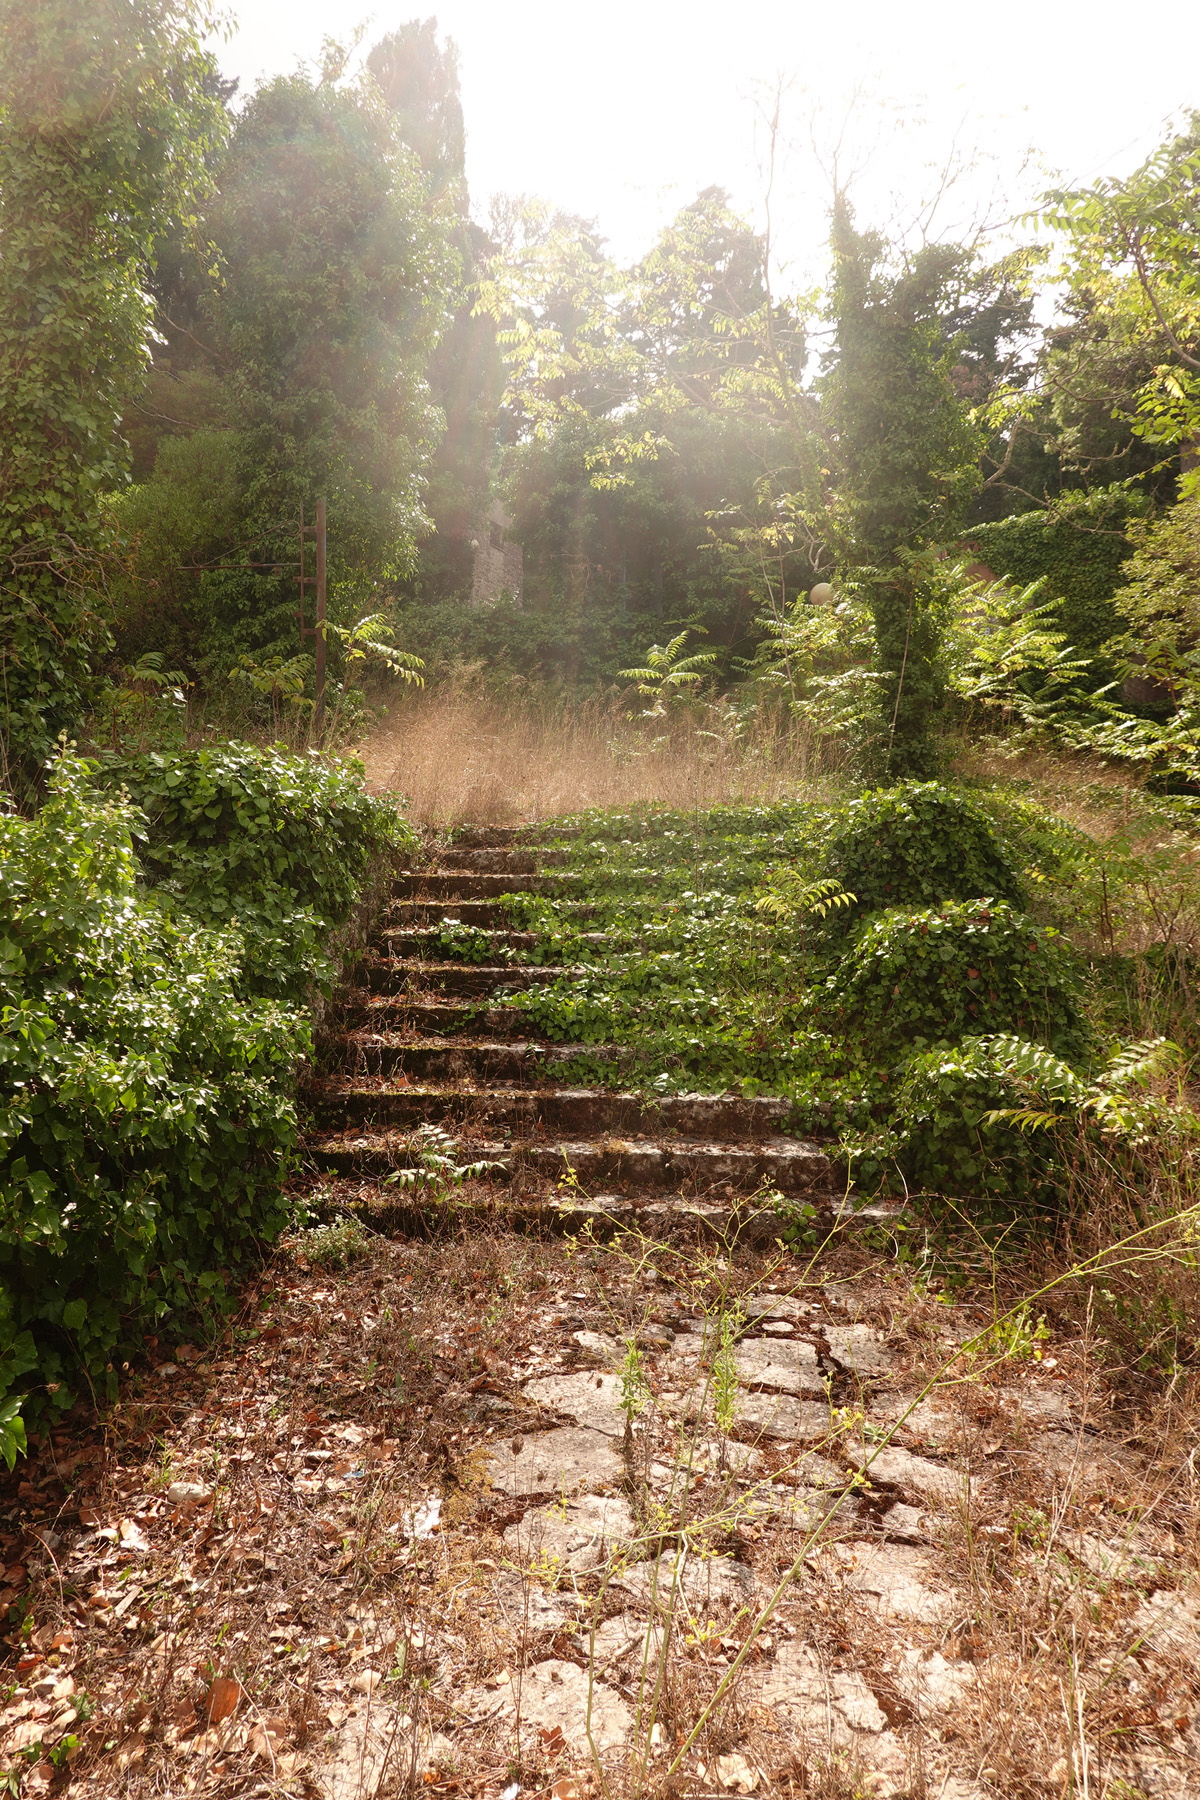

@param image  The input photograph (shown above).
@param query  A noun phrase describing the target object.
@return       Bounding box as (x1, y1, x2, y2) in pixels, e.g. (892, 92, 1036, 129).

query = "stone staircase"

(306, 826, 853, 1236)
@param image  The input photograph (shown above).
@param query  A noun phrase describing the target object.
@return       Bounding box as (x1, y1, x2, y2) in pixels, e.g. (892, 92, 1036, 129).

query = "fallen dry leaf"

(203, 1675, 244, 1725)
(117, 1518, 148, 1552)
(713, 1753, 760, 1794)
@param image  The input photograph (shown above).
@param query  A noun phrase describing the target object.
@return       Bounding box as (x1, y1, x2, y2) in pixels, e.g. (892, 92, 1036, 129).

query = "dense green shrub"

(971, 787, 1091, 884)
(966, 487, 1147, 651)
(99, 744, 412, 1001)
(830, 898, 1086, 1060)
(391, 593, 635, 691)
(0, 755, 306, 1432)
(890, 1035, 1067, 1200)
(822, 782, 1027, 919)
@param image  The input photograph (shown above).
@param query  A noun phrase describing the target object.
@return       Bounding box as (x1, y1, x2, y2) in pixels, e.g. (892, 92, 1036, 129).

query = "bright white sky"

(214, 0, 1200, 287)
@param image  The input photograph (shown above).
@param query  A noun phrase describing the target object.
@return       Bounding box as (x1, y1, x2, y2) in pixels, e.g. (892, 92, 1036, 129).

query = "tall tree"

(114, 68, 456, 680)
(367, 19, 502, 603)
(366, 18, 465, 202)
(0, 0, 224, 792)
(1041, 115, 1200, 498)
(476, 189, 813, 641)
(820, 200, 985, 776)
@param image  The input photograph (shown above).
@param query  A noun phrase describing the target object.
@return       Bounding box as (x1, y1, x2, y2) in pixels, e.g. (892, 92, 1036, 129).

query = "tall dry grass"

(351, 683, 849, 827)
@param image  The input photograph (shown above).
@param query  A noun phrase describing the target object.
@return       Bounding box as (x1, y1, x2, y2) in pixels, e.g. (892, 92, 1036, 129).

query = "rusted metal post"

(314, 497, 327, 734)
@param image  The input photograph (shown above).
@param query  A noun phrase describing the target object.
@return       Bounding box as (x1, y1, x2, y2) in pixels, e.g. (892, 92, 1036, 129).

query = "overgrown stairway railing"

(304, 826, 841, 1233)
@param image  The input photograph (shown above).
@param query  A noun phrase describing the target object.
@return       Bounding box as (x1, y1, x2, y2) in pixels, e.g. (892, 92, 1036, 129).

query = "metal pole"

(314, 497, 327, 734)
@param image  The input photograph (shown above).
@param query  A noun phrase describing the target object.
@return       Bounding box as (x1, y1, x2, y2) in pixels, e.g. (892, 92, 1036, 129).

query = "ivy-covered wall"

(965, 487, 1149, 650)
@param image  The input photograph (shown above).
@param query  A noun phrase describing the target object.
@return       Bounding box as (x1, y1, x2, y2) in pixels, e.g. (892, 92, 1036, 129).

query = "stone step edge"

(320, 1034, 609, 1051)
(307, 1129, 826, 1154)
(345, 967, 588, 993)
(306, 1081, 793, 1111)
(306, 1134, 836, 1196)
(317, 1186, 895, 1242)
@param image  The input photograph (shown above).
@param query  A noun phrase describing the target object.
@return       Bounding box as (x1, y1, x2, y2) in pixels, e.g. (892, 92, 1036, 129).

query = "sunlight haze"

(217, 0, 1200, 273)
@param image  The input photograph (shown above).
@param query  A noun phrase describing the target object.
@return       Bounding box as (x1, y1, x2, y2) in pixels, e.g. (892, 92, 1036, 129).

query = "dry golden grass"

(949, 732, 1150, 843)
(349, 684, 848, 827)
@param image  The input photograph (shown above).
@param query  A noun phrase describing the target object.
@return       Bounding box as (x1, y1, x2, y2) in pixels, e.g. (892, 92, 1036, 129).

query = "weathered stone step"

(349, 962, 576, 1002)
(307, 1081, 795, 1139)
(438, 847, 570, 873)
(378, 900, 598, 930)
(391, 870, 584, 901)
(448, 824, 587, 848)
(309, 1129, 833, 1195)
(327, 1001, 537, 1041)
(337, 1184, 886, 1244)
(315, 1038, 615, 1083)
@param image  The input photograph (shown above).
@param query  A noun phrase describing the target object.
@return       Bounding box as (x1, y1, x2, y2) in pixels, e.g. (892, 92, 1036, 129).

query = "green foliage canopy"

(0, 743, 403, 1431)
(820, 205, 987, 776)
(0, 753, 304, 1427)
(111, 66, 456, 686)
(832, 898, 1086, 1062)
(0, 0, 227, 787)
(966, 487, 1148, 651)
(98, 743, 412, 1001)
(822, 781, 1027, 919)
(1041, 115, 1200, 498)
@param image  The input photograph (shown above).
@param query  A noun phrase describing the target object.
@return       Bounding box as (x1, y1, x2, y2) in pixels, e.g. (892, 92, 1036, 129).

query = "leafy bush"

(830, 898, 1087, 1060)
(966, 487, 1148, 651)
(888, 1033, 1186, 1201)
(99, 743, 412, 1000)
(390, 593, 635, 691)
(0, 755, 307, 1430)
(971, 788, 1092, 884)
(890, 1035, 1070, 1200)
(822, 782, 1027, 921)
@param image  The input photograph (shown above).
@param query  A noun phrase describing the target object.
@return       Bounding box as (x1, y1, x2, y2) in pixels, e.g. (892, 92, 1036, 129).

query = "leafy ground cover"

(0, 746, 407, 1449)
(488, 782, 1200, 1206)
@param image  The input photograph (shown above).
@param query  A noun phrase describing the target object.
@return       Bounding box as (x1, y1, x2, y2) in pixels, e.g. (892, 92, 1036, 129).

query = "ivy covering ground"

(0, 745, 408, 1451)
(485, 781, 1197, 1203)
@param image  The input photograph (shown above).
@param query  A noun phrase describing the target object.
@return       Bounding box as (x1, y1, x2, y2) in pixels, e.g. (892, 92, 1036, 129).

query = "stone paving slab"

(616, 1551, 757, 1616)
(733, 1392, 832, 1441)
(521, 1369, 627, 1436)
(751, 1637, 890, 1736)
(460, 1659, 634, 1759)
(824, 1321, 892, 1378)
(485, 1426, 622, 1496)
(845, 1441, 978, 1503)
(822, 1541, 957, 1622)
(502, 1493, 638, 1574)
(734, 1337, 825, 1397)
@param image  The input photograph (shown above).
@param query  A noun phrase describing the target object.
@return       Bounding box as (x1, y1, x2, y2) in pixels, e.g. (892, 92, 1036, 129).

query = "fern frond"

(982, 1107, 1062, 1135)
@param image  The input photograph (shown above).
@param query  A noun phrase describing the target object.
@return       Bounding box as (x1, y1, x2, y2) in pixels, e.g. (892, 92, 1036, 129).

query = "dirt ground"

(2, 1202, 1197, 1800)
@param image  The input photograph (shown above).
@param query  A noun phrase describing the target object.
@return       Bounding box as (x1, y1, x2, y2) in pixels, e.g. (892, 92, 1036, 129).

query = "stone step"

(309, 1129, 834, 1195)
(446, 824, 539, 846)
(349, 962, 576, 1001)
(306, 1080, 796, 1139)
(448, 825, 523, 847)
(338, 1185, 888, 1245)
(437, 847, 570, 873)
(391, 870, 583, 901)
(313, 1038, 615, 1083)
(378, 900, 598, 930)
(443, 824, 580, 849)
(327, 1001, 538, 1041)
